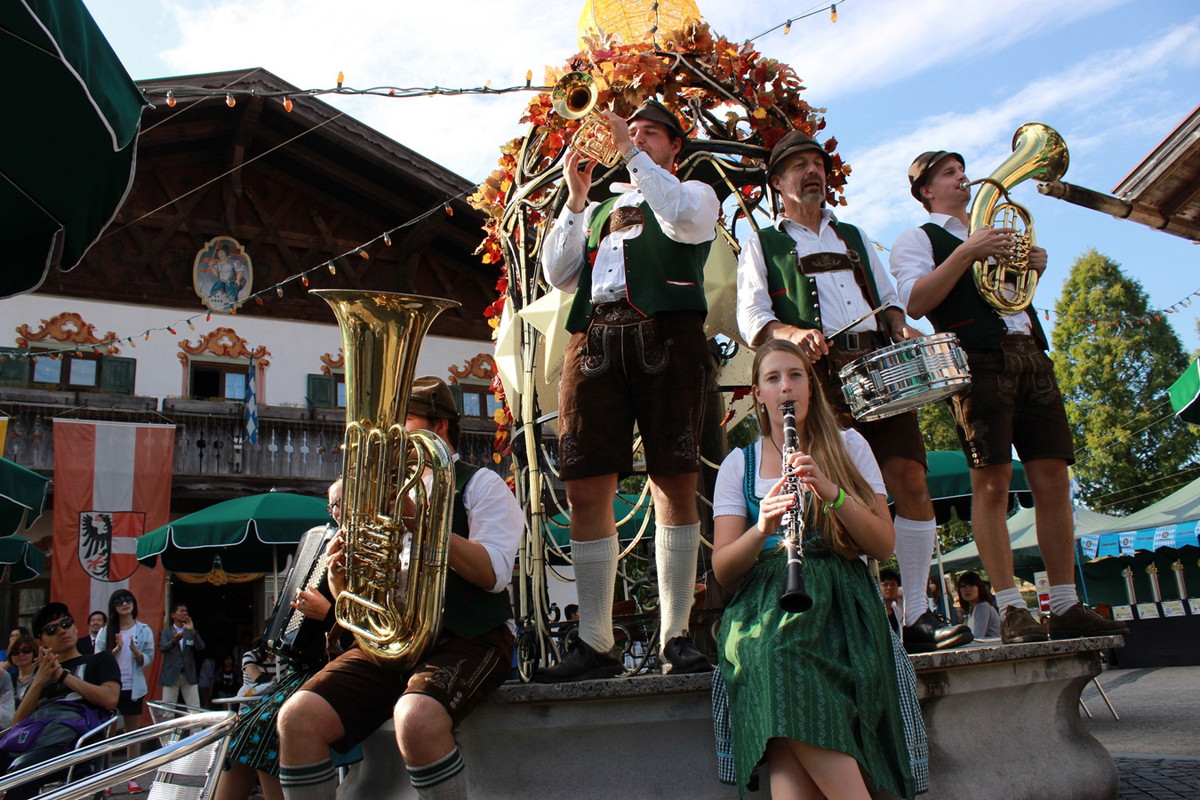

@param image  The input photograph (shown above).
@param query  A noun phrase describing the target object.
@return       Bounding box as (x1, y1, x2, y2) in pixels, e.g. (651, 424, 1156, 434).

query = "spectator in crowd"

(956, 571, 1002, 639)
(1, 627, 32, 672)
(1, 603, 119, 800)
(96, 588, 155, 791)
(212, 655, 240, 703)
(880, 568, 902, 635)
(78, 611, 107, 656)
(159, 602, 205, 707)
(198, 656, 216, 709)
(8, 634, 38, 705)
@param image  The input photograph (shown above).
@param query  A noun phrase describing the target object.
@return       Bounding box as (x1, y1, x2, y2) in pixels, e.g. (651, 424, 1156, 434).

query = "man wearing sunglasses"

(1, 603, 119, 800)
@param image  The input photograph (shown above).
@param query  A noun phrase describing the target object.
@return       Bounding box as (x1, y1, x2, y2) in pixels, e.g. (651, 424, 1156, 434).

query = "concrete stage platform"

(338, 635, 1122, 800)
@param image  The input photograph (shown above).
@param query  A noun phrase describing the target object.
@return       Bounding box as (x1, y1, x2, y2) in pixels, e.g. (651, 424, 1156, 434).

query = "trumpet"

(778, 401, 813, 613)
(551, 71, 621, 168)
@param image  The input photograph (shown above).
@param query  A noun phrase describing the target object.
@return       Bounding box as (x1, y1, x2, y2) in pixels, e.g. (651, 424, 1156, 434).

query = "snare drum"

(838, 332, 971, 421)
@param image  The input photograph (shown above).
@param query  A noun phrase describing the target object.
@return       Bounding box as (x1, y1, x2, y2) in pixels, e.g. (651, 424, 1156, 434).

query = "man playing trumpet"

(537, 99, 720, 681)
(737, 131, 971, 654)
(891, 150, 1128, 643)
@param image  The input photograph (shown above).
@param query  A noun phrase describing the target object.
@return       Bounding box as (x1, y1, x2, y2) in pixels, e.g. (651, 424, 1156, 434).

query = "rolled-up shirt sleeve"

(463, 468, 525, 593)
(736, 231, 776, 345)
(626, 151, 719, 243)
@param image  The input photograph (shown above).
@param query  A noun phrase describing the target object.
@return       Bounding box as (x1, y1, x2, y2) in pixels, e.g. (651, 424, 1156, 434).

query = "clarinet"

(778, 401, 813, 613)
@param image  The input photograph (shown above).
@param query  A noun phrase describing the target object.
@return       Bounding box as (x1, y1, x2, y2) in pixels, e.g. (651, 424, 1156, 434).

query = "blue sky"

(85, 0, 1200, 350)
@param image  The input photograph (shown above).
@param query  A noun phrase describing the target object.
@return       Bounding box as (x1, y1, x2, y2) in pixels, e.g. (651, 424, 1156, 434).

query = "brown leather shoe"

(1048, 603, 1130, 640)
(1000, 605, 1049, 644)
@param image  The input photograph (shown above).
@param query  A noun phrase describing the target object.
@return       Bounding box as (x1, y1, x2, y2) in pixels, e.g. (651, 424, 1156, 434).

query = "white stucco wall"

(0, 293, 496, 405)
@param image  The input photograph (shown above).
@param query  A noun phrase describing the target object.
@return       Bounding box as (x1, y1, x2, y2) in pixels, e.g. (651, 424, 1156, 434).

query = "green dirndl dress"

(715, 446, 923, 798)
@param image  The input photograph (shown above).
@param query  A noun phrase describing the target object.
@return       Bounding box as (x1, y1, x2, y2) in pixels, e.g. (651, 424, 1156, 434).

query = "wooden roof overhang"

(37, 68, 496, 340)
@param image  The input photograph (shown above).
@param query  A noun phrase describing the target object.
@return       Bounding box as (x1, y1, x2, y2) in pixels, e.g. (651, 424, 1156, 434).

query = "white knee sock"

(571, 536, 619, 653)
(408, 747, 468, 800)
(655, 523, 701, 650)
(1048, 584, 1080, 616)
(995, 587, 1026, 611)
(279, 758, 337, 800)
(894, 515, 937, 627)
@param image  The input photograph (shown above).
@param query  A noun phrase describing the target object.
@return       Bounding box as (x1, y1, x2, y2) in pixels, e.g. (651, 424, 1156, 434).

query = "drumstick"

(825, 303, 888, 340)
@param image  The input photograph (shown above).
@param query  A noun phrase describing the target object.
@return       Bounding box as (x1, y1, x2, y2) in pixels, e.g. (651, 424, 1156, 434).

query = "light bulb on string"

(830, 4, 837, 23)
(166, 91, 176, 108)
(383, 233, 392, 246)
(283, 97, 294, 112)
(328, 262, 337, 275)
(302, 275, 310, 287)
(226, 93, 236, 108)
(205, 312, 212, 322)
(357, 248, 369, 259)
(525, 70, 532, 88)
(276, 285, 284, 297)
(444, 204, 454, 216)
(187, 319, 195, 330)
(144, 332, 150, 341)
(783, 20, 792, 34)
(167, 327, 176, 335)
(337, 72, 344, 89)
(255, 296, 264, 305)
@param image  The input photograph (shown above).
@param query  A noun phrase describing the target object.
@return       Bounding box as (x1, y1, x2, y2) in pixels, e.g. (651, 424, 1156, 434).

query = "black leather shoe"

(902, 610, 974, 654)
(662, 636, 713, 674)
(532, 639, 623, 683)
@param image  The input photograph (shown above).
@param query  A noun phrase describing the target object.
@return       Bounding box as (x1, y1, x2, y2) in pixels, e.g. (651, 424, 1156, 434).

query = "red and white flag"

(51, 420, 175, 656)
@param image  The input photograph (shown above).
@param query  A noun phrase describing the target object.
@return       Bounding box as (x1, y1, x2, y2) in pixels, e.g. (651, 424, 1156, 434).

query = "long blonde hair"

(751, 339, 881, 559)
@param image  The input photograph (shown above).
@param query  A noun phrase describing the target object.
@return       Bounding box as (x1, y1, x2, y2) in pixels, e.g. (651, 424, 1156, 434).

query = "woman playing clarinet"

(712, 339, 925, 799)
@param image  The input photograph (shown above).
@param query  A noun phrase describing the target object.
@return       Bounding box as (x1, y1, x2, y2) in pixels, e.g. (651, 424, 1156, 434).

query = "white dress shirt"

(541, 150, 719, 300)
(889, 213, 1032, 336)
(736, 210, 902, 346)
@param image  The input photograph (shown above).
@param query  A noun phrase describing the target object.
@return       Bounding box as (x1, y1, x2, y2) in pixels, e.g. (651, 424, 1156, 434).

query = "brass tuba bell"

(312, 290, 460, 664)
(551, 71, 621, 168)
(963, 122, 1069, 314)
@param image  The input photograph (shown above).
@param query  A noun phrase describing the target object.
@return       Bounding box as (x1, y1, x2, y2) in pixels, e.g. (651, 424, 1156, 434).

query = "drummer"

(736, 131, 972, 654)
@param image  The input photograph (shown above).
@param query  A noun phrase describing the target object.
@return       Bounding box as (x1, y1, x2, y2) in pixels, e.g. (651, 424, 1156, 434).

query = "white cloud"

(839, 16, 1200, 240)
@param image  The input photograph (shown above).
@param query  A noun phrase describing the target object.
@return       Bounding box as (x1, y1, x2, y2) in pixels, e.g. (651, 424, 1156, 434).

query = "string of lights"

(745, 0, 845, 42)
(0, 190, 469, 365)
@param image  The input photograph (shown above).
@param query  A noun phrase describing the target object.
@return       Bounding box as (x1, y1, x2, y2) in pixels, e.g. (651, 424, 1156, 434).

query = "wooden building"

(0, 68, 504, 638)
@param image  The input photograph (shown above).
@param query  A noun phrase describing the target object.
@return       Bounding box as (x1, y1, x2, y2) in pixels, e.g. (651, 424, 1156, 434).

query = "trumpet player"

(737, 131, 972, 654)
(277, 378, 522, 800)
(892, 150, 1128, 643)
(536, 98, 720, 682)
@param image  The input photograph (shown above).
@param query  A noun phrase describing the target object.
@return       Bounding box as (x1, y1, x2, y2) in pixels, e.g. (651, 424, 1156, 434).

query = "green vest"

(564, 196, 712, 333)
(440, 461, 514, 638)
(921, 223, 1048, 350)
(759, 221, 884, 330)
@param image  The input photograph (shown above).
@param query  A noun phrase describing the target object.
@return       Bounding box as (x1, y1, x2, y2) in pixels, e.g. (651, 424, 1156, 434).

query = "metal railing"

(0, 711, 235, 800)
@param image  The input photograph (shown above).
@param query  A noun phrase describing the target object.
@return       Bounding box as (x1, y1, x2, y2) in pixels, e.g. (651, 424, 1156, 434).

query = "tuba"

(963, 122, 1069, 314)
(551, 71, 621, 167)
(313, 290, 460, 664)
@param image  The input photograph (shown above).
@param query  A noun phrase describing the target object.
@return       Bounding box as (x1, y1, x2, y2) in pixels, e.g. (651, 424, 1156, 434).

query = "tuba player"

(891, 150, 1128, 643)
(277, 377, 523, 800)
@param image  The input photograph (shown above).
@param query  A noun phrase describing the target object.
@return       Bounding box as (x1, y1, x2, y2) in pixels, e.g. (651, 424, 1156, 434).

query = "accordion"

(265, 523, 337, 670)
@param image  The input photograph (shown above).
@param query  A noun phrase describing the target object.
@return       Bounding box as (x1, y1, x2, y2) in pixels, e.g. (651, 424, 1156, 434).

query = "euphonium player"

(277, 378, 522, 800)
(711, 340, 925, 799)
(737, 131, 972, 654)
(536, 99, 720, 681)
(891, 151, 1128, 643)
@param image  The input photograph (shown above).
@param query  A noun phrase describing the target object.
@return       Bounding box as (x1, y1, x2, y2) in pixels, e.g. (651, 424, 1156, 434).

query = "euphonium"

(551, 71, 621, 167)
(963, 122, 1069, 314)
(312, 290, 460, 664)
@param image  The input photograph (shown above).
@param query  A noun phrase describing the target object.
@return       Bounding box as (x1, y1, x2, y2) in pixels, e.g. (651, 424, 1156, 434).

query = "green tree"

(1052, 249, 1199, 513)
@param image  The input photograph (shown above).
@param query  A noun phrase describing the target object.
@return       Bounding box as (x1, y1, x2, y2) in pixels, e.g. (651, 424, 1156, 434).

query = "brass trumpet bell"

(550, 71, 621, 168)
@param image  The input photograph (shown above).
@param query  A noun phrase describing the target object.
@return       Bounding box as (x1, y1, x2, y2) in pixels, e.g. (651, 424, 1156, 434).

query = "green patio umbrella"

(1168, 358, 1200, 425)
(136, 492, 332, 574)
(924, 449, 1033, 525)
(0, 0, 150, 298)
(0, 457, 50, 536)
(0, 535, 46, 583)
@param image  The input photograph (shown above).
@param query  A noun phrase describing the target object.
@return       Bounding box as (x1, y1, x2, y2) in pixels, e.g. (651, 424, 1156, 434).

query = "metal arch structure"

(482, 37, 839, 678)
